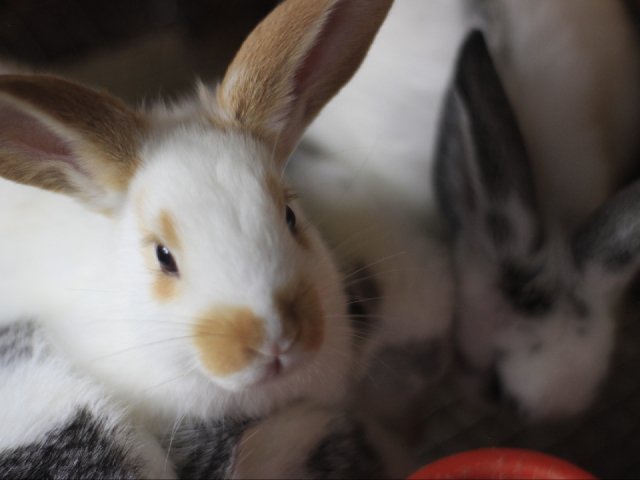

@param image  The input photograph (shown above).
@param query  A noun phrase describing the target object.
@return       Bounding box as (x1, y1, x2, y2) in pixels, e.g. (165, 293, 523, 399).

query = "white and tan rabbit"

(0, 0, 393, 439)
(435, 29, 640, 422)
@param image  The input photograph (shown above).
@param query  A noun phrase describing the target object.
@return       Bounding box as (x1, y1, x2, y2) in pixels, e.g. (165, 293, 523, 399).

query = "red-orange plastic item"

(407, 448, 596, 480)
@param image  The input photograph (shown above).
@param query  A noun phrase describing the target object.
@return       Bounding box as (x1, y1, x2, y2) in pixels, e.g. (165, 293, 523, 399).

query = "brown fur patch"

(266, 172, 285, 212)
(0, 75, 146, 197)
(193, 306, 265, 377)
(266, 174, 311, 249)
(136, 203, 183, 303)
(292, 216, 311, 251)
(159, 209, 181, 250)
(152, 273, 178, 302)
(276, 277, 324, 352)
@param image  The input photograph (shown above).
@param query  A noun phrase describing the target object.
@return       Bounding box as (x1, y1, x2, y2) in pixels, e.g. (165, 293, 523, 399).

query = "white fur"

(301, 0, 467, 218)
(454, 239, 617, 420)
(0, 325, 174, 478)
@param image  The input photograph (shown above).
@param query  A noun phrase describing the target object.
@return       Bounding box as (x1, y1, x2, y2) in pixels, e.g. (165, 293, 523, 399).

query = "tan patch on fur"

(276, 277, 324, 352)
(193, 306, 265, 377)
(136, 200, 182, 303)
(159, 209, 181, 250)
(152, 273, 178, 302)
(293, 219, 311, 251)
(266, 174, 311, 249)
(0, 75, 146, 196)
(266, 172, 285, 212)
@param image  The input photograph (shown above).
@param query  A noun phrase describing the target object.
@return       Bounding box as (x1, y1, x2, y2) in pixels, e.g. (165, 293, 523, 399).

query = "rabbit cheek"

(152, 274, 178, 302)
(276, 280, 324, 352)
(193, 307, 265, 377)
(139, 245, 180, 302)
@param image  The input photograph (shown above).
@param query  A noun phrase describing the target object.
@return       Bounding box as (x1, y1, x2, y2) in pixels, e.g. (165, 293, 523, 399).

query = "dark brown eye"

(156, 244, 178, 275)
(285, 204, 297, 234)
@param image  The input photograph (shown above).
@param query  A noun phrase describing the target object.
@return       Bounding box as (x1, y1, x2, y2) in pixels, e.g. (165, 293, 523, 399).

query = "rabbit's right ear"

(434, 31, 541, 260)
(213, 0, 393, 166)
(573, 178, 640, 291)
(0, 75, 145, 212)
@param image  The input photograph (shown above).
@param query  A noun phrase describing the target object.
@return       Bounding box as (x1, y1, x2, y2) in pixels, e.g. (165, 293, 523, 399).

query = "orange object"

(407, 448, 596, 480)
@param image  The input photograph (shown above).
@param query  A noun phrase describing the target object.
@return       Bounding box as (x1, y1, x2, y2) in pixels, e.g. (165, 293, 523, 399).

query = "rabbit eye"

(156, 245, 178, 275)
(286, 204, 297, 234)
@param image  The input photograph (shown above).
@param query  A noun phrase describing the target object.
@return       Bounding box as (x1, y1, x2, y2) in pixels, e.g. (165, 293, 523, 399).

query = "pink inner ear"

(0, 100, 79, 166)
(292, 3, 352, 98)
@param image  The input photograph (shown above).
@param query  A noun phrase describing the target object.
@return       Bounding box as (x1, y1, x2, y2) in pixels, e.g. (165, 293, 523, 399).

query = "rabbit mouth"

(255, 357, 286, 385)
(255, 351, 309, 386)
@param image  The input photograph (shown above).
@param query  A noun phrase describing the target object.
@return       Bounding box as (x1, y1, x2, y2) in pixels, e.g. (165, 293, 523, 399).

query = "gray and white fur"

(0, 320, 401, 478)
(435, 29, 640, 421)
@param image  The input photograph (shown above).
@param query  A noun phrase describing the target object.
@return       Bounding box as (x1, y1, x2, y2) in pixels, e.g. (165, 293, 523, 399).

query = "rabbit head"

(0, 0, 393, 422)
(435, 31, 640, 421)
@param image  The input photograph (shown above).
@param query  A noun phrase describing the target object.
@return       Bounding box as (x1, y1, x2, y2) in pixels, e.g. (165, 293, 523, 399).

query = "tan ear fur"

(214, 0, 393, 164)
(0, 75, 145, 203)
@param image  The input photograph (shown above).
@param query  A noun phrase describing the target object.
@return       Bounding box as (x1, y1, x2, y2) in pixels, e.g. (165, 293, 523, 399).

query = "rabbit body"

(473, 0, 640, 229)
(298, 0, 467, 216)
(0, 321, 174, 479)
(435, 18, 640, 421)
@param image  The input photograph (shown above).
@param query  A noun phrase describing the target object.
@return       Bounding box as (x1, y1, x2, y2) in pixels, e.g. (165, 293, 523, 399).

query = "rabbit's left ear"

(434, 30, 541, 261)
(573, 178, 640, 291)
(214, 0, 393, 166)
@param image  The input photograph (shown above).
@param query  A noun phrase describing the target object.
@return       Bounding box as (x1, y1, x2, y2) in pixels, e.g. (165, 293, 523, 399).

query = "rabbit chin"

(163, 329, 353, 425)
(454, 264, 615, 422)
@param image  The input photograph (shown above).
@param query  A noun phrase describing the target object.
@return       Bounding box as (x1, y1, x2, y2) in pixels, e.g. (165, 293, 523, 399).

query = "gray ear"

(573, 178, 640, 288)
(434, 31, 541, 259)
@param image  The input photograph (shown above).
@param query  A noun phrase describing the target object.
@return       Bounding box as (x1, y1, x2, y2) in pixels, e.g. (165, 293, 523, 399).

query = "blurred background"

(0, 0, 278, 102)
(1, 1, 640, 478)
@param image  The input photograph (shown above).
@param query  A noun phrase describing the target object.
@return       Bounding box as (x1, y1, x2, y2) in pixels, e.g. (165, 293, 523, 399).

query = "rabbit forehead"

(131, 127, 302, 298)
(134, 127, 287, 238)
(139, 125, 281, 199)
